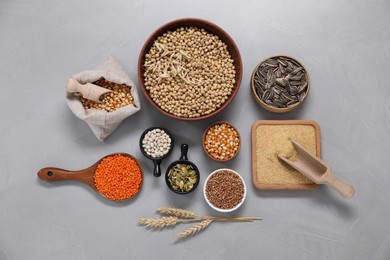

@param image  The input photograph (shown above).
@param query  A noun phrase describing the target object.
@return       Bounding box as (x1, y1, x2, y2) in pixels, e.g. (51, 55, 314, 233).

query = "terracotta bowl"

(202, 121, 240, 162)
(251, 55, 310, 113)
(138, 18, 243, 120)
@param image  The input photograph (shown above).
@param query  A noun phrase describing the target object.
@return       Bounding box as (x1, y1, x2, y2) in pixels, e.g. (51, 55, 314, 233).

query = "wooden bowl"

(202, 121, 240, 162)
(251, 55, 310, 113)
(251, 120, 321, 190)
(138, 18, 243, 120)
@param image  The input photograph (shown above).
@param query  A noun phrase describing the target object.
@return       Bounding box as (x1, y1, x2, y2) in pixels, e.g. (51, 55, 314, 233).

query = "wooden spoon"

(37, 153, 143, 201)
(278, 140, 355, 199)
(66, 78, 112, 103)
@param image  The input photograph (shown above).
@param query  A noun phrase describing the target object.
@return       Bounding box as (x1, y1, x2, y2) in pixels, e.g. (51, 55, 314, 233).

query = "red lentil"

(204, 123, 240, 161)
(94, 154, 142, 200)
(205, 170, 244, 210)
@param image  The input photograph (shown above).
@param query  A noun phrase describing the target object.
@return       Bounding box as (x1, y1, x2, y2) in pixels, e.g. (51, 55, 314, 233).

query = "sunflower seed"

(255, 69, 262, 78)
(286, 80, 292, 93)
(275, 69, 282, 78)
(276, 77, 287, 87)
(298, 93, 306, 102)
(279, 63, 286, 74)
(290, 81, 302, 86)
(266, 70, 272, 81)
(265, 58, 279, 66)
(287, 61, 294, 69)
(273, 100, 285, 108)
(287, 100, 298, 106)
(298, 83, 308, 94)
(289, 74, 303, 81)
(281, 92, 294, 101)
(269, 87, 275, 100)
(265, 100, 275, 106)
(278, 59, 287, 66)
(253, 56, 308, 109)
(290, 85, 298, 96)
(292, 67, 303, 75)
(275, 84, 286, 93)
(262, 89, 271, 100)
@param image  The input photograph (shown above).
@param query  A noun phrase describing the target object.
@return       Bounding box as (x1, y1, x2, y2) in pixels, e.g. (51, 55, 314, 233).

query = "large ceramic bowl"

(138, 18, 243, 120)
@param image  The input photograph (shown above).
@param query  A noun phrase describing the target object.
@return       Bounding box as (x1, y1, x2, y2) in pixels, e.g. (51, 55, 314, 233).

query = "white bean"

(142, 128, 172, 157)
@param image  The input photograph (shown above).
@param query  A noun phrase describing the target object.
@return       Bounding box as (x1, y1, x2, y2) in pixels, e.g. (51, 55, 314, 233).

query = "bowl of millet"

(202, 121, 240, 162)
(138, 18, 243, 120)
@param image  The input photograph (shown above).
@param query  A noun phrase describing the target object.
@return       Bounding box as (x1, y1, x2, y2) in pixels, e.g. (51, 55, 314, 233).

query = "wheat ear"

(138, 216, 179, 229)
(176, 219, 213, 238)
(157, 207, 198, 219)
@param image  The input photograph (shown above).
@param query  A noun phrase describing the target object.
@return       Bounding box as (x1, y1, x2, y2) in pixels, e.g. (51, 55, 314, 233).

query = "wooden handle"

(66, 78, 82, 94)
(327, 176, 355, 199)
(66, 78, 111, 103)
(37, 167, 95, 188)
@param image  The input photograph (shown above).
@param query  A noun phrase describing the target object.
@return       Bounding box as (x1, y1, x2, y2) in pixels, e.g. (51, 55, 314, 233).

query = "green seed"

(167, 163, 197, 192)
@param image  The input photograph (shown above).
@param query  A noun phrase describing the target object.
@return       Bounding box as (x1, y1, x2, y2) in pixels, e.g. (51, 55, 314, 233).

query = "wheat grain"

(138, 216, 179, 229)
(176, 219, 213, 238)
(139, 207, 263, 239)
(157, 207, 198, 219)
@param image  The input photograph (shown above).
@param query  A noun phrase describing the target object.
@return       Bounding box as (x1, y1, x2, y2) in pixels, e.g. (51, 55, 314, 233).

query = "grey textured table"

(1, 1, 390, 259)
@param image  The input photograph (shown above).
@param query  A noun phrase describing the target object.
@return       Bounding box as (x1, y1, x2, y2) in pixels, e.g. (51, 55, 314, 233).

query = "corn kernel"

(79, 77, 134, 112)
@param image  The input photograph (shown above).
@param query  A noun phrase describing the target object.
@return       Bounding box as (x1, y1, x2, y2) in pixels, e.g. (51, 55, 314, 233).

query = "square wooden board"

(251, 120, 321, 190)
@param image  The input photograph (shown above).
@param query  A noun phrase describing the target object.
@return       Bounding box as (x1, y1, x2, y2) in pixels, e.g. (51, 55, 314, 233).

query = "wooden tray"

(251, 120, 321, 190)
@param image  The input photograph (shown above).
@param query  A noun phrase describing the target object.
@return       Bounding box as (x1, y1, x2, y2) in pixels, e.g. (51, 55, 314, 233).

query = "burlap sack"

(66, 57, 141, 141)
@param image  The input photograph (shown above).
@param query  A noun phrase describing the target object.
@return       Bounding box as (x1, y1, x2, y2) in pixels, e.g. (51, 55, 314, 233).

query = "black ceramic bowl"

(139, 127, 174, 177)
(165, 144, 200, 194)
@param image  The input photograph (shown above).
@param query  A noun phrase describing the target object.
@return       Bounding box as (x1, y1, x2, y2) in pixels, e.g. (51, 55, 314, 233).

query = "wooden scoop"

(278, 140, 355, 199)
(66, 78, 112, 103)
(37, 153, 142, 201)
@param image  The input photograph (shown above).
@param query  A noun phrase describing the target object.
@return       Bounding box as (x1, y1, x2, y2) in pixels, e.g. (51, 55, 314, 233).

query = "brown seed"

(298, 83, 308, 94)
(262, 89, 271, 100)
(298, 93, 306, 102)
(276, 78, 287, 87)
(205, 170, 244, 210)
(291, 67, 303, 75)
(278, 59, 287, 66)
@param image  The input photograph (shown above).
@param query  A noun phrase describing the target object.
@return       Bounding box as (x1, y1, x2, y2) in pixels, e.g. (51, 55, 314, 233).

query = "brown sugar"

(255, 124, 318, 185)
